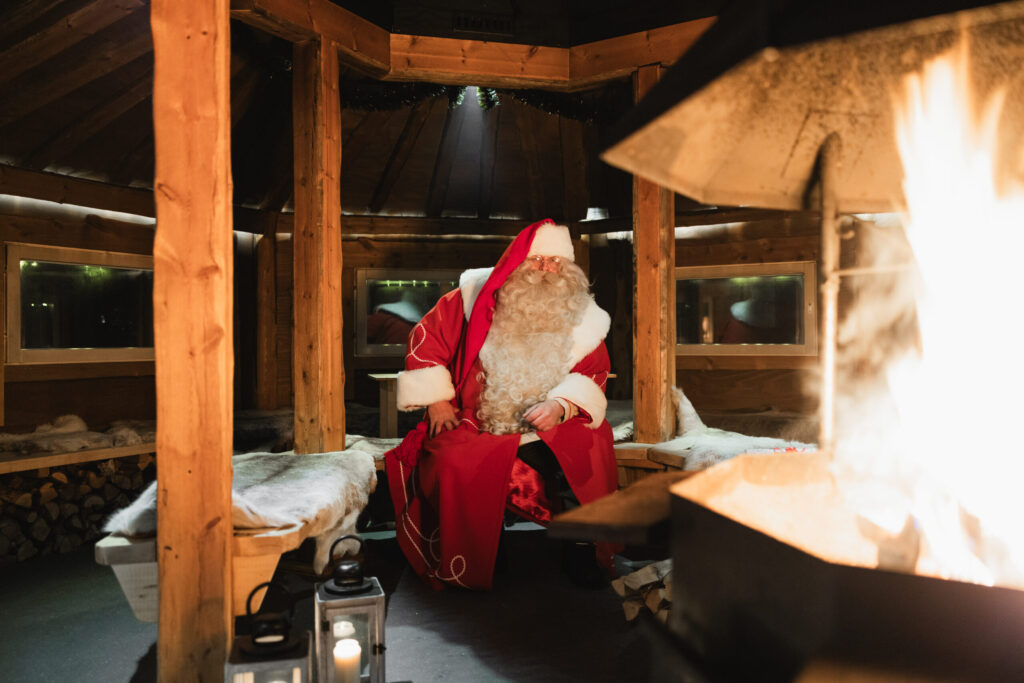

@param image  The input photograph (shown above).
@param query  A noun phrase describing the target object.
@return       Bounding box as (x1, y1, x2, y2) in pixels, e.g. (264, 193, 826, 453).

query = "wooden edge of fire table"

(548, 470, 695, 545)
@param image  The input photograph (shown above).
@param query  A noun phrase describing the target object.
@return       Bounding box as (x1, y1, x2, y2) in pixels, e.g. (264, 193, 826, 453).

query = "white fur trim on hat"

(527, 223, 575, 262)
(396, 364, 455, 411)
(547, 373, 607, 427)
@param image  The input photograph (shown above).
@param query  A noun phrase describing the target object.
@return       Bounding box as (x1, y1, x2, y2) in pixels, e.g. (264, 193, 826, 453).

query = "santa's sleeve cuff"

(547, 373, 606, 428)
(397, 365, 455, 411)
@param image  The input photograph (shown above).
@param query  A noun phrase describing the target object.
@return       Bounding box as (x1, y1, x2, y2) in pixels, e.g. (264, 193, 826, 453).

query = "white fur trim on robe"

(569, 301, 610, 366)
(397, 364, 455, 411)
(459, 267, 492, 319)
(547, 372, 607, 428)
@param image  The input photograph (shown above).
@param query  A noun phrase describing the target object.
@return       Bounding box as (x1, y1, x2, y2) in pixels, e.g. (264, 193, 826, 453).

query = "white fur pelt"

(659, 387, 815, 470)
(105, 448, 377, 574)
(614, 388, 815, 470)
(0, 414, 113, 454)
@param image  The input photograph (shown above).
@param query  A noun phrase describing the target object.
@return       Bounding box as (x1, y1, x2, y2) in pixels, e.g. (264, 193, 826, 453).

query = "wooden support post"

(292, 38, 345, 454)
(255, 219, 278, 410)
(150, 1, 234, 680)
(818, 133, 842, 457)
(632, 64, 676, 444)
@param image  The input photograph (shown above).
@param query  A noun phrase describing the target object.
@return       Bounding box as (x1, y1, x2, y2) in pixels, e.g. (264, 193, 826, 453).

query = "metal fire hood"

(602, 0, 1024, 213)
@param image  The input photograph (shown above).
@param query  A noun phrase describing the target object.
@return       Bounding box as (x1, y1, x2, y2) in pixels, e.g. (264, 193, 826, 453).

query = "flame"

(835, 42, 1024, 588)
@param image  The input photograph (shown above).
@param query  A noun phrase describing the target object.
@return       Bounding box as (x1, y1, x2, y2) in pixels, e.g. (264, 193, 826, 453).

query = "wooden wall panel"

(5, 376, 156, 430)
(678, 369, 818, 415)
(673, 213, 822, 435)
(0, 209, 157, 429)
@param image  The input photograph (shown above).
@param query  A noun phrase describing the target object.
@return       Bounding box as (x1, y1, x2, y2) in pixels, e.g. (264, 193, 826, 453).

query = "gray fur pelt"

(104, 449, 377, 574)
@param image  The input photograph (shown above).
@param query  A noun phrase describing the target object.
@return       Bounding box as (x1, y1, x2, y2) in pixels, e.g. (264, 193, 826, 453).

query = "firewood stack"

(0, 454, 154, 566)
(612, 558, 672, 623)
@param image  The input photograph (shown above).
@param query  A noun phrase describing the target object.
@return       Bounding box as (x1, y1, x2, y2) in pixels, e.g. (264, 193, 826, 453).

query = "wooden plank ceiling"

(0, 0, 666, 227)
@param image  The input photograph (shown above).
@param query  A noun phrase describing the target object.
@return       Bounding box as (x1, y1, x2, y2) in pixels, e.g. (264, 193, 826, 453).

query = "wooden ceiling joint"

(230, 0, 390, 77)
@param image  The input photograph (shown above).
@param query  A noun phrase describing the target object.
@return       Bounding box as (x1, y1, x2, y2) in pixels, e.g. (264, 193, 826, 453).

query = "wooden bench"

(0, 442, 157, 476)
(96, 523, 312, 622)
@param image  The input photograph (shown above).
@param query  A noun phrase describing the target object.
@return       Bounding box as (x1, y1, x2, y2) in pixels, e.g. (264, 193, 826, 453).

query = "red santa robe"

(385, 238, 617, 590)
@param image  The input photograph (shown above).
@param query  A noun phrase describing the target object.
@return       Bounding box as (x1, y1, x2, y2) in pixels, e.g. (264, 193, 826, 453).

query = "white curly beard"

(477, 262, 591, 434)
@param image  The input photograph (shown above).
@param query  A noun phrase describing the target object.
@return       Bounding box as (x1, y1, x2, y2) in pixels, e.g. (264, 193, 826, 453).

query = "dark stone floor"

(0, 525, 656, 682)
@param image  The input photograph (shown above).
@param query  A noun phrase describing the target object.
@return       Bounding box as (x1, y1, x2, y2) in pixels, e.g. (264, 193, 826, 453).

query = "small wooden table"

(368, 373, 399, 438)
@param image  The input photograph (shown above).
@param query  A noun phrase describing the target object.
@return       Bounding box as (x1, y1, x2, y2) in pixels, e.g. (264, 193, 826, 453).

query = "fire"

(834, 41, 1024, 588)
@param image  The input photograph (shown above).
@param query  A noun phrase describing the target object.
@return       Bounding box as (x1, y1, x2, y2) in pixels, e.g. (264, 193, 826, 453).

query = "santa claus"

(385, 219, 618, 590)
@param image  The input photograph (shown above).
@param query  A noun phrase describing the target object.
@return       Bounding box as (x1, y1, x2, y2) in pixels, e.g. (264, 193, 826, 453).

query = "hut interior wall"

(0, 207, 155, 431)
(673, 213, 822, 441)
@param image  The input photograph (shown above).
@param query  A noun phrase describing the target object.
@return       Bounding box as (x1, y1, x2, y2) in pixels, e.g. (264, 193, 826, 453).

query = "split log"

(615, 559, 673, 623)
(622, 596, 645, 622)
(39, 482, 57, 505)
(30, 518, 50, 542)
(17, 540, 36, 561)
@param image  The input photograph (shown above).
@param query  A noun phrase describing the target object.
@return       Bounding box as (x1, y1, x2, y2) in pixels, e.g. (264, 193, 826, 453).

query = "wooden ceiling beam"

(0, 164, 155, 216)
(569, 17, 716, 91)
(230, 0, 389, 76)
(559, 116, 589, 223)
(232, 0, 712, 90)
(425, 104, 465, 218)
(22, 67, 153, 169)
(367, 98, 436, 214)
(231, 63, 268, 128)
(0, 29, 152, 128)
(265, 213, 529, 237)
(0, 0, 66, 47)
(0, 0, 146, 88)
(387, 34, 568, 88)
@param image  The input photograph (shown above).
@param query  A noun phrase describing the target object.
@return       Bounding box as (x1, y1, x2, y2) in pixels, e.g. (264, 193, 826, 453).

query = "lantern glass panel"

(230, 668, 303, 683)
(330, 614, 370, 679)
(225, 631, 311, 683)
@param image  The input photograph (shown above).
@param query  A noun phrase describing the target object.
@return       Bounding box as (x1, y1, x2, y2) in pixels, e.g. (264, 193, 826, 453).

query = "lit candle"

(333, 638, 361, 683)
(332, 620, 355, 639)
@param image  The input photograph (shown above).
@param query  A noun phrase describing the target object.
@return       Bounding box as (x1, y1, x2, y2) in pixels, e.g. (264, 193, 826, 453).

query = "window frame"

(5, 243, 155, 364)
(354, 267, 462, 358)
(675, 260, 818, 357)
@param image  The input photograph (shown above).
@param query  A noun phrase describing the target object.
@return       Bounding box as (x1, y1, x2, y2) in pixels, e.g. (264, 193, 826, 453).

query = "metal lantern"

(226, 581, 312, 683)
(314, 535, 386, 683)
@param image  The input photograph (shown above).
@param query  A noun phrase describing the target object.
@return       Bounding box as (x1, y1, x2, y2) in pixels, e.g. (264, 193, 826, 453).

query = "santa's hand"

(427, 400, 459, 437)
(523, 400, 564, 432)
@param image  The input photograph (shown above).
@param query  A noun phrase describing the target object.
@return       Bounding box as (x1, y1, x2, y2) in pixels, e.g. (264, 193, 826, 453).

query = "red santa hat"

(455, 219, 574, 388)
